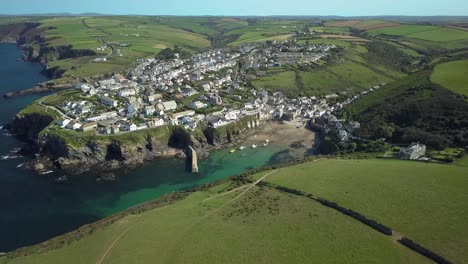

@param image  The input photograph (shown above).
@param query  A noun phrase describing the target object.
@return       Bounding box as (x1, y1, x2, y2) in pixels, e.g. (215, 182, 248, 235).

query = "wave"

(40, 170, 54, 175)
(1, 155, 21, 160)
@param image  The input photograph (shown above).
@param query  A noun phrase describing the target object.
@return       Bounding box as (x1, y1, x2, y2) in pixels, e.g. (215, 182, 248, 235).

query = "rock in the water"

(33, 162, 45, 173)
(175, 151, 187, 159)
(96, 173, 117, 183)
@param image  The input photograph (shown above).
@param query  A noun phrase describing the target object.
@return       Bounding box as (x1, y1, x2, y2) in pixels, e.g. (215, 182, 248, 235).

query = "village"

(53, 40, 382, 146)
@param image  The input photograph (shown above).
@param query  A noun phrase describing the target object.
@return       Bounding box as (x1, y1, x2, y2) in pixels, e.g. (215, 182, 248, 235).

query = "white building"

(162, 101, 177, 111)
(189, 101, 208, 109)
(100, 96, 118, 107)
(144, 105, 156, 116)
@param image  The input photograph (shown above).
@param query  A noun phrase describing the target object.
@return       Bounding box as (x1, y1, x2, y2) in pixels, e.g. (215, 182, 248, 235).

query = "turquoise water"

(0, 44, 307, 252)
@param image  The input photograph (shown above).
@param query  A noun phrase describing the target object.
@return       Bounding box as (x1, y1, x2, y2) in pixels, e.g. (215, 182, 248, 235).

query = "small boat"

(251, 144, 257, 149)
(238, 146, 246, 150)
(229, 149, 236, 153)
(55, 175, 68, 183)
(265, 139, 270, 143)
(263, 143, 269, 147)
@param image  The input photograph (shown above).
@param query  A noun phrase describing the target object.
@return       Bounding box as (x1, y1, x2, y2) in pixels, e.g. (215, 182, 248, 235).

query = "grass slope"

(1, 173, 430, 264)
(368, 24, 468, 42)
(259, 159, 468, 263)
(32, 16, 211, 82)
(431, 59, 468, 96)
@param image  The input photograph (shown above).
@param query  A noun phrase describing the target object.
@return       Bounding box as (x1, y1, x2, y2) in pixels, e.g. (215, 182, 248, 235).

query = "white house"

(162, 101, 177, 111)
(122, 122, 137, 132)
(144, 105, 156, 116)
(147, 94, 163, 103)
(338, 130, 349, 141)
(225, 110, 240, 121)
(100, 96, 118, 107)
(152, 118, 165, 127)
(119, 89, 136, 97)
(56, 118, 71, 128)
(189, 101, 208, 109)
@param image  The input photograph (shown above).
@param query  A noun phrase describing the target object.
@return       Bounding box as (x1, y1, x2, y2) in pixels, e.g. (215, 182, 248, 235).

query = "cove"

(0, 43, 309, 252)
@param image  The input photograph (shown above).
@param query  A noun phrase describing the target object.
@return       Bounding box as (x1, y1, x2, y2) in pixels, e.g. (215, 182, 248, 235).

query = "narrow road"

(37, 96, 69, 119)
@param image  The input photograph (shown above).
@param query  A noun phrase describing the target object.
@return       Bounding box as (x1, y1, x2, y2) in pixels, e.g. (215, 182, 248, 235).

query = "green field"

(2, 166, 435, 264)
(24, 16, 211, 82)
(368, 24, 468, 42)
(257, 159, 468, 263)
(431, 60, 468, 96)
(252, 55, 400, 97)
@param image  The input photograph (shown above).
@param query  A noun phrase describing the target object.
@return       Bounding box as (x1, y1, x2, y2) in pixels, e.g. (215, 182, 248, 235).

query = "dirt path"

(161, 170, 279, 262)
(202, 170, 279, 215)
(95, 225, 134, 264)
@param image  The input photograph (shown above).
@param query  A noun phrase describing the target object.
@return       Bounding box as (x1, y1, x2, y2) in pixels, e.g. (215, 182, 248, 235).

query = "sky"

(1, 0, 468, 16)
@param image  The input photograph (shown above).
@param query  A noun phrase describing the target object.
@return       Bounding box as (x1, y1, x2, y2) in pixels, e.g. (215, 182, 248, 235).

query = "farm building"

(395, 143, 427, 160)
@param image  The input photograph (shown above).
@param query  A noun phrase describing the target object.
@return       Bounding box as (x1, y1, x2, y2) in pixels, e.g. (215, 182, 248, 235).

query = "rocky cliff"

(0, 22, 97, 79)
(9, 112, 258, 175)
(0, 23, 41, 43)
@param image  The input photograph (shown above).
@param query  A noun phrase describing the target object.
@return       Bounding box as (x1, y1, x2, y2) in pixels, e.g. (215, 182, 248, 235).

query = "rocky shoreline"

(7, 111, 262, 177)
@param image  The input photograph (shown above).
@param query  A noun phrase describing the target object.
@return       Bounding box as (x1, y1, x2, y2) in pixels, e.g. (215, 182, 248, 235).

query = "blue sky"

(2, 0, 468, 16)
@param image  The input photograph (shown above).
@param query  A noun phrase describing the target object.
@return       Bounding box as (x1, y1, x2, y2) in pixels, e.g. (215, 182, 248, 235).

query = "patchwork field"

(431, 59, 468, 96)
(257, 158, 468, 263)
(1, 165, 436, 264)
(25, 16, 212, 82)
(325, 20, 399, 30)
(368, 24, 468, 42)
(252, 52, 401, 97)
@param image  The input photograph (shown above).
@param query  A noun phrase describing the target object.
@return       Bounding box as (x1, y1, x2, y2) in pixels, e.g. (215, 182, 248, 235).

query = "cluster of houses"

(53, 40, 374, 138)
(240, 40, 336, 69)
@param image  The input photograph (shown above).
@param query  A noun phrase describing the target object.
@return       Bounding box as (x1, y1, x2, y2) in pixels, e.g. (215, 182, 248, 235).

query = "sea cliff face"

(8, 113, 260, 175)
(0, 23, 96, 80)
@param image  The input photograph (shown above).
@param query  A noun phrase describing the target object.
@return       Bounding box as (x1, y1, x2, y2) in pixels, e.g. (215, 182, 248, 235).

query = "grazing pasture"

(259, 158, 468, 263)
(1, 168, 431, 264)
(431, 59, 468, 96)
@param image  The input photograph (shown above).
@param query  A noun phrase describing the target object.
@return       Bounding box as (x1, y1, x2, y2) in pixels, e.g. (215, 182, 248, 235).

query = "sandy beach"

(242, 120, 316, 152)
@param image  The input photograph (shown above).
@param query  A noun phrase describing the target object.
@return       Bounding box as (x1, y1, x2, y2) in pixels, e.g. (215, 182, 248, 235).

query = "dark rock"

(96, 173, 116, 183)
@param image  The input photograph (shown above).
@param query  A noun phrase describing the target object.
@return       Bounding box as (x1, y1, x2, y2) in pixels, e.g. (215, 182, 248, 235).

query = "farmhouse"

(395, 143, 427, 160)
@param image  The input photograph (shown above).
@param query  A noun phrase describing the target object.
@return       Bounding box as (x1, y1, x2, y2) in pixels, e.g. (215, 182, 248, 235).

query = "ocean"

(0, 43, 303, 252)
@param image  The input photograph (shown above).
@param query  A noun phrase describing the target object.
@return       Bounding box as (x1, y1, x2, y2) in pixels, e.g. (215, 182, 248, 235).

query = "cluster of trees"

(365, 41, 413, 71)
(353, 72, 468, 150)
(318, 133, 388, 155)
(155, 45, 191, 61)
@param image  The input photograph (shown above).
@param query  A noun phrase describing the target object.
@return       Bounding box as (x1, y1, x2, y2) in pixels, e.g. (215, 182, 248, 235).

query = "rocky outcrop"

(7, 113, 54, 140)
(24, 45, 97, 65)
(38, 133, 183, 175)
(1, 22, 97, 81)
(9, 112, 259, 174)
(0, 23, 41, 43)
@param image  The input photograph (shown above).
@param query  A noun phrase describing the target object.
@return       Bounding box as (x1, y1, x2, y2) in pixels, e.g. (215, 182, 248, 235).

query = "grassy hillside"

(368, 24, 468, 42)
(2, 161, 443, 264)
(258, 159, 468, 263)
(431, 59, 468, 96)
(252, 47, 404, 97)
(346, 70, 468, 149)
(24, 16, 211, 82)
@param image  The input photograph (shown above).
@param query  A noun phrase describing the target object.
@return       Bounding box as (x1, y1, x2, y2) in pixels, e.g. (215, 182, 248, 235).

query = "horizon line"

(1, 13, 468, 18)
